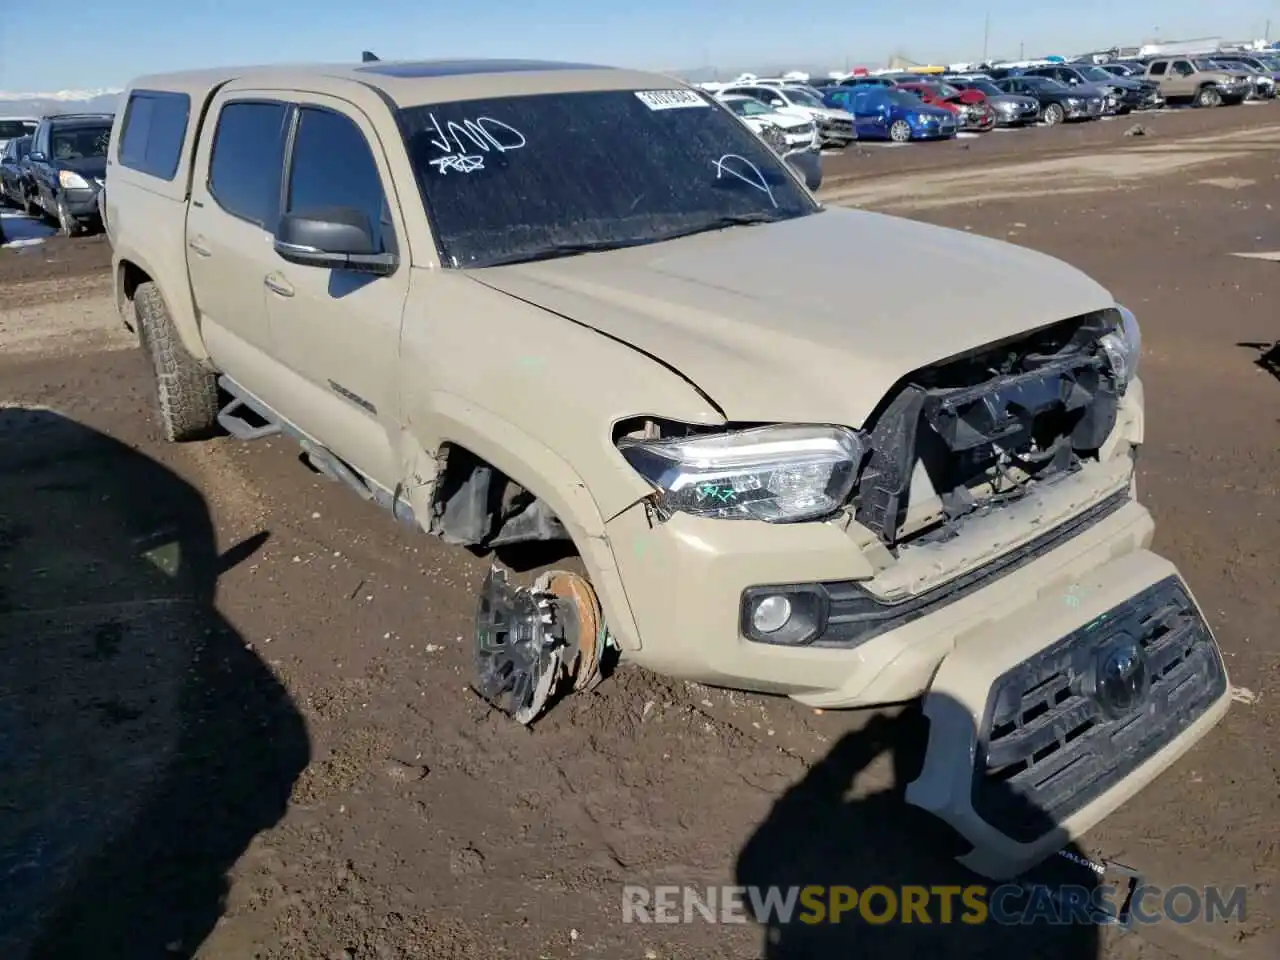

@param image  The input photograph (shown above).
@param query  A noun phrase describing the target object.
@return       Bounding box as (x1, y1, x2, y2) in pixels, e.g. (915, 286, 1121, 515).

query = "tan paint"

(107, 58, 1229, 874)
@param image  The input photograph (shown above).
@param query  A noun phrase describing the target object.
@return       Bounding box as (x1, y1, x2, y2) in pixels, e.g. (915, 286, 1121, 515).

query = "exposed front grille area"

(809, 488, 1128, 649)
(972, 576, 1226, 843)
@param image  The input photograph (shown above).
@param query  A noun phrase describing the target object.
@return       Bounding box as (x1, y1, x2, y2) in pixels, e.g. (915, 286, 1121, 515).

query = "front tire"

(55, 197, 79, 237)
(1042, 102, 1065, 125)
(1195, 85, 1222, 108)
(134, 282, 219, 442)
(889, 119, 912, 142)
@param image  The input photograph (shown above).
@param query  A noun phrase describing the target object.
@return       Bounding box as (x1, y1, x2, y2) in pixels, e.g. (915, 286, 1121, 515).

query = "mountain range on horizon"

(0, 90, 122, 118)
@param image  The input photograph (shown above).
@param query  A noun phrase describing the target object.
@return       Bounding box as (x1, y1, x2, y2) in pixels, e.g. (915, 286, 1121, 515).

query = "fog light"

(751, 595, 793, 633)
(740, 584, 830, 646)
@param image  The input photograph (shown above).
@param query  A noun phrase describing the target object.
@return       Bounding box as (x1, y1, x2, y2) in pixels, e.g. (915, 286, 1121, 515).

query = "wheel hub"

(473, 566, 612, 724)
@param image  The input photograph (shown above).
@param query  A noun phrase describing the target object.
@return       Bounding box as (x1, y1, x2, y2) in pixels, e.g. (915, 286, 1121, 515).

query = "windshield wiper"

(652, 211, 791, 242)
(478, 237, 661, 267)
(473, 212, 791, 268)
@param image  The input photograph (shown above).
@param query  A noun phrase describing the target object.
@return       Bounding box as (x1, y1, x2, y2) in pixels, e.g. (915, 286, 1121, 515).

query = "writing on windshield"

(398, 89, 817, 268)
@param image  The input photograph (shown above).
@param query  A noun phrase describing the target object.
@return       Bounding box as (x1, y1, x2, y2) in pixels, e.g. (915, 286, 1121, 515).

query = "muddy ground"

(1, 106, 1277, 960)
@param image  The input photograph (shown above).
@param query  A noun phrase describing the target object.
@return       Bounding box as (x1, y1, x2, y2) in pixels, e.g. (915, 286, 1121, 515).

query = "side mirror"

(28, 151, 45, 163)
(769, 99, 785, 107)
(274, 207, 398, 276)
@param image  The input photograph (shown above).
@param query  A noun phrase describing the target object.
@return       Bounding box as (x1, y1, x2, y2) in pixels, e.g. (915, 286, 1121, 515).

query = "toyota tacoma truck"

(104, 59, 1229, 880)
(1143, 57, 1252, 107)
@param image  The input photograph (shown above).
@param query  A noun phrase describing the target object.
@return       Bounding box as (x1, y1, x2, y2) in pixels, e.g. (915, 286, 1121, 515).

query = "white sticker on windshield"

(635, 89, 710, 111)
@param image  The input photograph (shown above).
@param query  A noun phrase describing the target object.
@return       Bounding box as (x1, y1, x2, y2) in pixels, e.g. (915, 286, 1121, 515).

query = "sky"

(0, 0, 1275, 93)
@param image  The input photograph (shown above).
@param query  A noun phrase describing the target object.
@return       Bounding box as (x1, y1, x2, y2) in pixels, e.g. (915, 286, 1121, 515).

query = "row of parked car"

(704, 51, 1277, 146)
(1, 48, 1275, 244)
(0, 111, 113, 236)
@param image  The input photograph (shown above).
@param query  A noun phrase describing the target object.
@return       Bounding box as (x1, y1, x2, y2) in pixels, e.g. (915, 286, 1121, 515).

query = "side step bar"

(217, 394, 282, 441)
(215, 376, 419, 528)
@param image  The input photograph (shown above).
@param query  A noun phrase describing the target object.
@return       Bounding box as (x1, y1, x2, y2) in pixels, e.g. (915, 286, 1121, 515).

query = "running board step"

(216, 384, 282, 441)
(217, 375, 395, 513)
(300, 440, 376, 502)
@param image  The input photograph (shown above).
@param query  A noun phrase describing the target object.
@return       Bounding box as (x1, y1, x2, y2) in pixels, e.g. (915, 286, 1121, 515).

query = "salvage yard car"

(718, 93, 819, 152)
(943, 76, 1042, 126)
(106, 58, 1230, 881)
(1143, 57, 1251, 107)
(822, 85, 958, 141)
(717, 82, 856, 146)
(995, 75, 1105, 124)
(26, 112, 114, 235)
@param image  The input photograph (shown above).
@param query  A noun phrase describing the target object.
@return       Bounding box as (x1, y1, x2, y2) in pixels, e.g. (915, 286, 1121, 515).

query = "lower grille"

(972, 575, 1226, 842)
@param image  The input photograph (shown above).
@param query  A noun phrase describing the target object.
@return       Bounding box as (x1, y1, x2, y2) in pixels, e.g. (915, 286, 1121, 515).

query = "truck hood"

(473, 207, 1115, 426)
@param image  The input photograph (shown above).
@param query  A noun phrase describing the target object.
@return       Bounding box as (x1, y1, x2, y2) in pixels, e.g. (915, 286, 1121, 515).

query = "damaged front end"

(854, 306, 1137, 550)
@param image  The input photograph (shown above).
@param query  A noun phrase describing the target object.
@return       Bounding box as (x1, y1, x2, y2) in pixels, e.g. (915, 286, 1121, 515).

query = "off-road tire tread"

(135, 281, 218, 442)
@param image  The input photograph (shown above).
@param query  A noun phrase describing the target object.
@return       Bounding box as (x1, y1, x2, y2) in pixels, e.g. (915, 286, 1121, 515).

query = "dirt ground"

(1, 105, 1277, 960)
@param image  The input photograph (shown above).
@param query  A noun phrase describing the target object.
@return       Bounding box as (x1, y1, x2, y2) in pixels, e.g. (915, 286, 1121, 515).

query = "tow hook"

(473, 566, 612, 724)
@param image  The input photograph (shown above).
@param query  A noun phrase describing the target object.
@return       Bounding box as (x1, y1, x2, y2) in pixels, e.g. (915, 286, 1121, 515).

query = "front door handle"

(188, 237, 212, 257)
(264, 273, 295, 298)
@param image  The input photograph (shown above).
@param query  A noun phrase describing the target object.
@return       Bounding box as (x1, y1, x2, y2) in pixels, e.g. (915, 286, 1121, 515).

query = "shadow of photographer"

(0, 407, 310, 959)
(736, 703, 1105, 959)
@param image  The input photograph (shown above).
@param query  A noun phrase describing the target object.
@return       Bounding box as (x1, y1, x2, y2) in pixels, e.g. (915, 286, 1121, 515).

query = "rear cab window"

(118, 90, 192, 180)
(207, 101, 290, 228)
(0, 120, 35, 140)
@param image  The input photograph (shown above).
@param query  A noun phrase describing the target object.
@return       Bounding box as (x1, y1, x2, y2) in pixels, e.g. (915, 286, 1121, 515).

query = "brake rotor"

(473, 566, 564, 725)
(540, 570, 606, 692)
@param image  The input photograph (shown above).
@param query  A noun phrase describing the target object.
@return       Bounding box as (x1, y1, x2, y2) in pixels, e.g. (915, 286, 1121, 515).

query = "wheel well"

(117, 260, 151, 331)
(428, 442, 570, 549)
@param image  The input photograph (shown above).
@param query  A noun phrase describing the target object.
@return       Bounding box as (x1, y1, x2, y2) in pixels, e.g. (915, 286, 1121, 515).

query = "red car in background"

(897, 81, 995, 132)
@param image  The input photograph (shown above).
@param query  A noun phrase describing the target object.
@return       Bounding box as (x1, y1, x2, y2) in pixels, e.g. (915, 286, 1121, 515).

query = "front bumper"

(61, 184, 103, 219)
(994, 104, 1041, 126)
(817, 117, 856, 143)
(604, 382, 1150, 704)
(911, 116, 957, 138)
(907, 552, 1229, 879)
(958, 111, 995, 131)
(1065, 100, 1103, 119)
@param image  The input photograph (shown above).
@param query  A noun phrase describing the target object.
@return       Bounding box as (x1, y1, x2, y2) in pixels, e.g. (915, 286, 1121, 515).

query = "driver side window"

(286, 106, 394, 255)
(1172, 61, 1193, 77)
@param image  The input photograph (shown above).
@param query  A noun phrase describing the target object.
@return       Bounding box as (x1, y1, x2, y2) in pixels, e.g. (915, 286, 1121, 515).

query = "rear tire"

(134, 281, 219, 442)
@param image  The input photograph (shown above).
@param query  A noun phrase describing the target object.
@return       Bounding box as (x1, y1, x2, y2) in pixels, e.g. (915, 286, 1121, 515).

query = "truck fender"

(113, 249, 209, 364)
(400, 391, 645, 651)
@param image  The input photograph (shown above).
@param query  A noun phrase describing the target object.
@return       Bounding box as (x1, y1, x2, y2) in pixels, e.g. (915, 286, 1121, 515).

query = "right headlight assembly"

(1099, 304, 1142, 390)
(618, 424, 865, 523)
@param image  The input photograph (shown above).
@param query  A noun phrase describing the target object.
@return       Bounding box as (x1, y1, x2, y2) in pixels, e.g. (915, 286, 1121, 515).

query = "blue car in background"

(823, 86, 957, 142)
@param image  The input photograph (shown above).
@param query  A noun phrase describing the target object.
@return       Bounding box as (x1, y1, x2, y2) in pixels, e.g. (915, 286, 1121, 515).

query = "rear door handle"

(264, 273, 295, 298)
(187, 237, 212, 257)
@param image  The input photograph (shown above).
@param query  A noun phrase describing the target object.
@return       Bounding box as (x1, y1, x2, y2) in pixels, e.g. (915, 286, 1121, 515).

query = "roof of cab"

(125, 58, 688, 108)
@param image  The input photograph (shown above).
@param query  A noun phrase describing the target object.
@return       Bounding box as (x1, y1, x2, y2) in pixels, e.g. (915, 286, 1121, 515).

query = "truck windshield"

(397, 89, 819, 268)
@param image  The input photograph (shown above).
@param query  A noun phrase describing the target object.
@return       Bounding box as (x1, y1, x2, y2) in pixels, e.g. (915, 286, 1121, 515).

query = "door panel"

(264, 97, 410, 489)
(185, 96, 290, 389)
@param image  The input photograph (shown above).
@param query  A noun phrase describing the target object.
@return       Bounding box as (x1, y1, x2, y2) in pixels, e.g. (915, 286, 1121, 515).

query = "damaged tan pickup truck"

(105, 58, 1229, 879)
